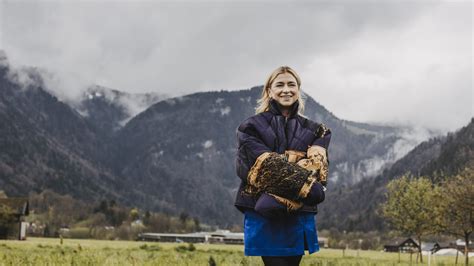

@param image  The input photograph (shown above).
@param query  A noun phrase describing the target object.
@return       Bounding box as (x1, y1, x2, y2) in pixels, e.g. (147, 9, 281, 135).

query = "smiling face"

(269, 72, 300, 108)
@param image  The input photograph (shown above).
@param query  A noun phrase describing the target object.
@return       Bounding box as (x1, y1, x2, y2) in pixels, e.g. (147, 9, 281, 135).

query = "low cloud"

(1, 1, 471, 132)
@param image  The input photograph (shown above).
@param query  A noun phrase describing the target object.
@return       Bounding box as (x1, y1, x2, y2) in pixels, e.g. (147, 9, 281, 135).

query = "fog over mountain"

(319, 118, 474, 232)
(2, 1, 471, 132)
(1, 52, 455, 227)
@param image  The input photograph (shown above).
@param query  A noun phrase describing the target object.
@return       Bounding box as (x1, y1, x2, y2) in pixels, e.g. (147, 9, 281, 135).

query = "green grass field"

(0, 237, 461, 265)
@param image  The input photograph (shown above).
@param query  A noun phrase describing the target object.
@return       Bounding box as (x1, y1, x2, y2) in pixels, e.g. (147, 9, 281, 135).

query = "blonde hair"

(255, 66, 305, 115)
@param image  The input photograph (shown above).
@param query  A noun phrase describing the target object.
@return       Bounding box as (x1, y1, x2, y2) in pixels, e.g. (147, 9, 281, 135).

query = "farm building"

(421, 242, 457, 255)
(433, 242, 452, 253)
(455, 239, 474, 253)
(138, 230, 244, 245)
(208, 231, 244, 245)
(383, 238, 419, 253)
(0, 197, 29, 240)
(318, 236, 329, 248)
(138, 232, 207, 243)
(386, 238, 473, 255)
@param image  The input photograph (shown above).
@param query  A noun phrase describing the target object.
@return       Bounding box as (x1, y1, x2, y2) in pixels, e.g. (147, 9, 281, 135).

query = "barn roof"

(0, 198, 29, 216)
(384, 237, 419, 248)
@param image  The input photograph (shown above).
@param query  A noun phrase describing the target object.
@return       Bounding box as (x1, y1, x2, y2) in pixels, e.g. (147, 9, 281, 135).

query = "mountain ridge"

(0, 55, 443, 227)
(318, 118, 473, 231)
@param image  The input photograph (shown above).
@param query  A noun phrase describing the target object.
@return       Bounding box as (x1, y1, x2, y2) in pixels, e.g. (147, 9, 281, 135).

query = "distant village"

(0, 195, 472, 261)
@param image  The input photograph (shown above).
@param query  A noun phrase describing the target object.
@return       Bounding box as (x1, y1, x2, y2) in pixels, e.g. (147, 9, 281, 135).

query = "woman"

(235, 66, 331, 266)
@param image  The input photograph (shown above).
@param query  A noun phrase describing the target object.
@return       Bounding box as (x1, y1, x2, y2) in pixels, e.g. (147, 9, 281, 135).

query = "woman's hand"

(297, 146, 328, 186)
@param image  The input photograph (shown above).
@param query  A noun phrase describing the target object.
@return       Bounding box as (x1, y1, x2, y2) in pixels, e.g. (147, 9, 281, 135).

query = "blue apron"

(244, 210, 320, 256)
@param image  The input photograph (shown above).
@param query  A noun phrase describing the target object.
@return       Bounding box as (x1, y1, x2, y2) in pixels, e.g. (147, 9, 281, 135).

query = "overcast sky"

(0, 0, 472, 132)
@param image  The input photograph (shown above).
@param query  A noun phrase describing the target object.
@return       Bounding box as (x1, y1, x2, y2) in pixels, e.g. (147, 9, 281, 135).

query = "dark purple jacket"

(234, 99, 332, 213)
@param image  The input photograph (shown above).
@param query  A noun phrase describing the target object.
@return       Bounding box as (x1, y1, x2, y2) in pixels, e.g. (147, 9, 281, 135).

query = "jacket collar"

(269, 99, 299, 118)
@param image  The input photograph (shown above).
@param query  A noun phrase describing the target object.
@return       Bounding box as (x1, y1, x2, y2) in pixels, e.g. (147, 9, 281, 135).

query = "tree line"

(381, 167, 473, 265)
(14, 190, 205, 240)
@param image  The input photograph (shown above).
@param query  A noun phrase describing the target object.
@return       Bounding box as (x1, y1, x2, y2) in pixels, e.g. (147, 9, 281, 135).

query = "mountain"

(73, 85, 166, 136)
(0, 64, 128, 203)
(0, 52, 433, 227)
(108, 87, 418, 225)
(420, 119, 474, 180)
(317, 118, 474, 231)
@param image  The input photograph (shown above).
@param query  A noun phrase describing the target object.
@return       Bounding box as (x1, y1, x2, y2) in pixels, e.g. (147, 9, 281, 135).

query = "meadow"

(0, 237, 460, 266)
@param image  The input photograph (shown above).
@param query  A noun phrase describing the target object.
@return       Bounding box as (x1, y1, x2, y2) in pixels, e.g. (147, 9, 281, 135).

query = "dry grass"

(0, 237, 460, 265)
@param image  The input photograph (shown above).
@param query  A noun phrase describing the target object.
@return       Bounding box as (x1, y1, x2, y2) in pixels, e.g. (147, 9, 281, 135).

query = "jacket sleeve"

(235, 119, 272, 183)
(301, 182, 325, 206)
(312, 123, 331, 150)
